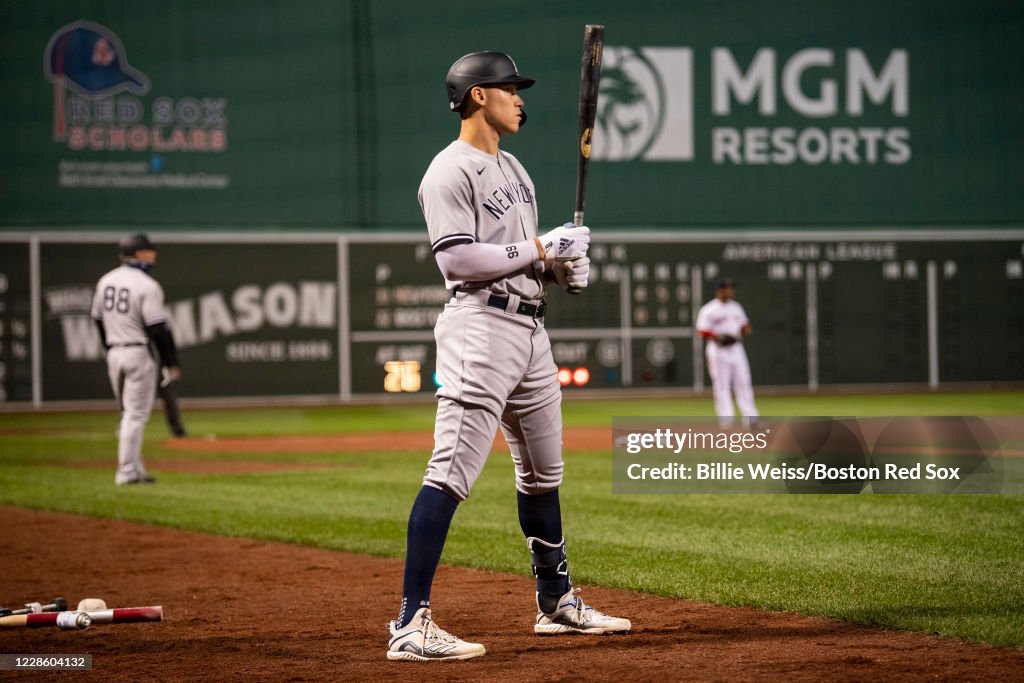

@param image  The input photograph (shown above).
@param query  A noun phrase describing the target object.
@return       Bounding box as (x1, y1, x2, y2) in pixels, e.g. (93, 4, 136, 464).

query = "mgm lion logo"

(592, 46, 693, 162)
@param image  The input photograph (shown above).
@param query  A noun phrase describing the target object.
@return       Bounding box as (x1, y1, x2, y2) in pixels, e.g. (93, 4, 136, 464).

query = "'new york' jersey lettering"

(482, 182, 534, 220)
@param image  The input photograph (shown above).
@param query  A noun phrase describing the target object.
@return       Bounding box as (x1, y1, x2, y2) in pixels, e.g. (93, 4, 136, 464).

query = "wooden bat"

(569, 23, 605, 295)
(0, 612, 90, 630)
(0, 606, 162, 629)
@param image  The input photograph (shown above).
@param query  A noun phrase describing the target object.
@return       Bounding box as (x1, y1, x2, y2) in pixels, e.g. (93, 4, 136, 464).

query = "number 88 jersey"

(91, 264, 168, 345)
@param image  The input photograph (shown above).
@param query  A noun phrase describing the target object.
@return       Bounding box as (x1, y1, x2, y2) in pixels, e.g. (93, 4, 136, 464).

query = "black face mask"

(126, 260, 154, 273)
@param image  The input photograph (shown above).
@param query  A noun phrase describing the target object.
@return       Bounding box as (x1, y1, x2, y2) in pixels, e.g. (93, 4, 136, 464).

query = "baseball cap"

(44, 21, 149, 97)
(119, 233, 158, 257)
(714, 276, 736, 290)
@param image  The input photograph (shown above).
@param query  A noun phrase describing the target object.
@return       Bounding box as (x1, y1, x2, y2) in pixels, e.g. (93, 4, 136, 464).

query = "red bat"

(0, 606, 162, 629)
(80, 606, 163, 624)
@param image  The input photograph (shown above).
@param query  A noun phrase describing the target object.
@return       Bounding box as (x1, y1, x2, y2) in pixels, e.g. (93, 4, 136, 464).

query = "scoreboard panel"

(936, 242, 1024, 381)
(348, 234, 1024, 397)
(0, 242, 33, 403)
(347, 242, 444, 396)
(1, 232, 1021, 404)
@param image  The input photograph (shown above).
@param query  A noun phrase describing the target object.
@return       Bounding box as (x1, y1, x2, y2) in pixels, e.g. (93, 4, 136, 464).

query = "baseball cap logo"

(43, 20, 149, 98)
(44, 20, 150, 143)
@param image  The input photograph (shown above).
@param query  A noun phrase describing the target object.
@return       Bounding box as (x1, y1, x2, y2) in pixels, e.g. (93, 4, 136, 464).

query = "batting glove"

(552, 257, 572, 289)
(536, 223, 591, 270)
(554, 256, 590, 290)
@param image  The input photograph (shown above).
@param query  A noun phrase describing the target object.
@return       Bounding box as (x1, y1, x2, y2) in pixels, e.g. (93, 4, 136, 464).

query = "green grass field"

(1, 391, 1022, 647)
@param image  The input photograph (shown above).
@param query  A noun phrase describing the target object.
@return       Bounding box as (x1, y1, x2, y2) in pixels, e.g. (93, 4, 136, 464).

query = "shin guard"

(527, 536, 571, 613)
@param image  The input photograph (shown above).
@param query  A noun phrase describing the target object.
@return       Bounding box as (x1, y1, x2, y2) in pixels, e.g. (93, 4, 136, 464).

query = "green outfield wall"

(1, 232, 1021, 404)
(1, 1, 1022, 229)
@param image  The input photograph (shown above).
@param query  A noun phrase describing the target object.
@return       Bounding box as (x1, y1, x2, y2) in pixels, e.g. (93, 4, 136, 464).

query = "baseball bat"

(6, 597, 67, 616)
(0, 606, 162, 629)
(80, 606, 163, 624)
(569, 23, 605, 295)
(0, 612, 91, 630)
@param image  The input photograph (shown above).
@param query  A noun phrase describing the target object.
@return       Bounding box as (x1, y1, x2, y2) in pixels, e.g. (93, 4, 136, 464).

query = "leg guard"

(527, 536, 571, 613)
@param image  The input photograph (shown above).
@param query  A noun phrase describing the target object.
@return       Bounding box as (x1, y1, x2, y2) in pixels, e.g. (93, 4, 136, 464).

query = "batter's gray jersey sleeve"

(419, 152, 476, 253)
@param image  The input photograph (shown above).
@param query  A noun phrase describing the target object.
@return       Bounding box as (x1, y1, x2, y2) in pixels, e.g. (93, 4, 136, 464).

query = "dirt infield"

(2, 507, 1022, 681)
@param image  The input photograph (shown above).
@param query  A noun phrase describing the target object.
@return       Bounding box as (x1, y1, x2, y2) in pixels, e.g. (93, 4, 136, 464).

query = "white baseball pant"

(705, 343, 758, 427)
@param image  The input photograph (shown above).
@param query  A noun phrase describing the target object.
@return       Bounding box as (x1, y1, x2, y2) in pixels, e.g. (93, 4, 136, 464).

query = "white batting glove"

(552, 258, 572, 288)
(553, 256, 590, 290)
(565, 256, 590, 289)
(536, 223, 591, 270)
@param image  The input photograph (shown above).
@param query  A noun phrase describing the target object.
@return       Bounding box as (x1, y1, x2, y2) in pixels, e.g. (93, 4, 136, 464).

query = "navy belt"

(487, 293, 546, 318)
(110, 342, 146, 347)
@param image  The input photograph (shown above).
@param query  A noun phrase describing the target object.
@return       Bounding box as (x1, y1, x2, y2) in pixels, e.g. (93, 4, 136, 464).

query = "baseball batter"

(695, 276, 759, 427)
(91, 234, 181, 485)
(386, 51, 630, 662)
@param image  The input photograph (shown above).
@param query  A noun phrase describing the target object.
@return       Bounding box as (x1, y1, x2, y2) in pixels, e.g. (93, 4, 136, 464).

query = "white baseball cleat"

(534, 588, 631, 635)
(386, 608, 486, 662)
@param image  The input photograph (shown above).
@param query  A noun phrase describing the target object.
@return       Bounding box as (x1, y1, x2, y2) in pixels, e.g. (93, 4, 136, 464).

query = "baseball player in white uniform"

(386, 51, 630, 662)
(695, 276, 758, 427)
(91, 234, 181, 485)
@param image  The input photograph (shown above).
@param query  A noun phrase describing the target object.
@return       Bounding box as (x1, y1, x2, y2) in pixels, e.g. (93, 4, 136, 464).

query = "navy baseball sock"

(517, 488, 563, 541)
(397, 485, 459, 629)
(518, 489, 571, 613)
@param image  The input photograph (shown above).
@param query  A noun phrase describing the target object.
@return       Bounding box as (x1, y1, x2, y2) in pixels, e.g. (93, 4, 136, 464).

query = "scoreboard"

(1, 232, 1021, 404)
(0, 242, 33, 402)
(346, 233, 1024, 397)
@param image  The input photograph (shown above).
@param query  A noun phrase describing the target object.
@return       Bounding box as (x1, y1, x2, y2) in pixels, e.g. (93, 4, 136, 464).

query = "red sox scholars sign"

(43, 20, 230, 189)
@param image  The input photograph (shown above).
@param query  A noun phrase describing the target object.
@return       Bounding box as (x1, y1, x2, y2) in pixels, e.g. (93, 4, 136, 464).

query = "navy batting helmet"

(118, 233, 157, 258)
(445, 51, 535, 112)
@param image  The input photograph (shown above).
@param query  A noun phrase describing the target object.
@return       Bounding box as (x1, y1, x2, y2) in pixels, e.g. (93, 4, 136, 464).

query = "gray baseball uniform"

(387, 53, 629, 657)
(419, 140, 562, 500)
(91, 264, 168, 485)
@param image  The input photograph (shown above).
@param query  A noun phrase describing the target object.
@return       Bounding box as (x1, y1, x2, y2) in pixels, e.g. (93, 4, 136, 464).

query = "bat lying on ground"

(0, 606, 163, 630)
(0, 597, 67, 617)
